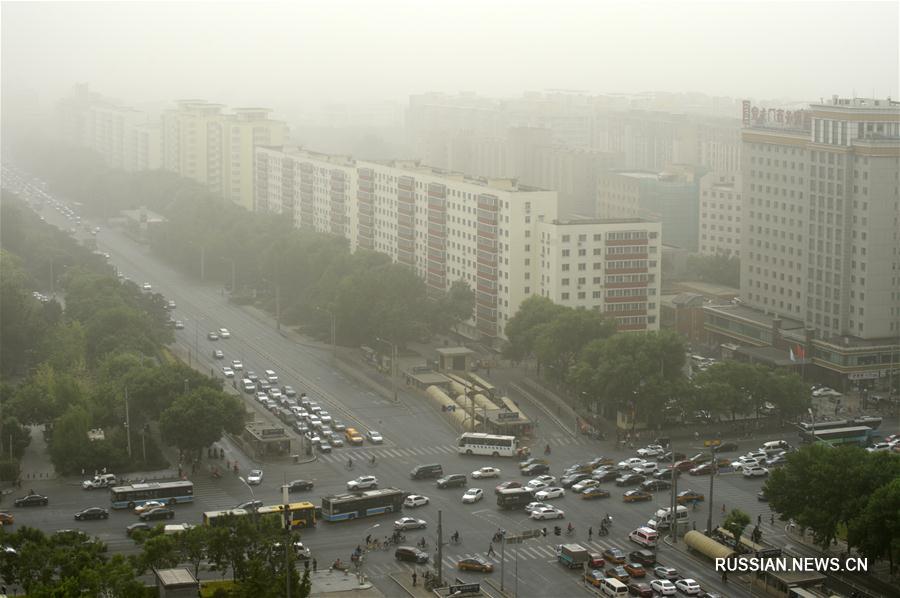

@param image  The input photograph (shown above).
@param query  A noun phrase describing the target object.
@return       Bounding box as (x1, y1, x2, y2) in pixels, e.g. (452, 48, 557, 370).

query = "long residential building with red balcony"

(255, 145, 661, 341)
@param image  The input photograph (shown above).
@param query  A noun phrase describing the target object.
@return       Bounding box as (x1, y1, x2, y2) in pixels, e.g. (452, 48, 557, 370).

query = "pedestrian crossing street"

(317, 435, 592, 465)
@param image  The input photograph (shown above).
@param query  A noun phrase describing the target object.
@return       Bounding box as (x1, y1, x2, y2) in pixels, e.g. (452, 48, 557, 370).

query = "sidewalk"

(310, 568, 380, 597)
(388, 570, 438, 597)
(19, 425, 57, 482)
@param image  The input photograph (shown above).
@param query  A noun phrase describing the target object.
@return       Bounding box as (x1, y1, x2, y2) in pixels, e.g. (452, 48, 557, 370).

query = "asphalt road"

(9, 191, 816, 597)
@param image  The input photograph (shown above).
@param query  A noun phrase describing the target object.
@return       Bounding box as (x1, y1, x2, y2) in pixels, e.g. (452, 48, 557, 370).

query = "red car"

(627, 581, 653, 597)
(671, 460, 695, 472)
(589, 552, 605, 568)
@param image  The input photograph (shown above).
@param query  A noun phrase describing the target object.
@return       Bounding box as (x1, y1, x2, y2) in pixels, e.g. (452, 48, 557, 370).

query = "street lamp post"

(238, 476, 255, 499)
(376, 337, 399, 403)
(316, 306, 336, 359)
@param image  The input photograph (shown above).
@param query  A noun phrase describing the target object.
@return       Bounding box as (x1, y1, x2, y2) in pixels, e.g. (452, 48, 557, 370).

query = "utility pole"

(391, 341, 398, 403)
(706, 446, 717, 535)
(435, 510, 443, 587)
(230, 259, 236, 295)
(670, 441, 678, 543)
(124, 387, 132, 458)
(283, 481, 292, 598)
(275, 284, 281, 332)
(500, 532, 506, 593)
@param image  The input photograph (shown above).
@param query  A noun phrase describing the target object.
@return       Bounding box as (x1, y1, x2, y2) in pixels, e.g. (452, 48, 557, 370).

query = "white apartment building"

(255, 146, 662, 340)
(741, 96, 900, 341)
(536, 219, 662, 331)
(699, 172, 742, 257)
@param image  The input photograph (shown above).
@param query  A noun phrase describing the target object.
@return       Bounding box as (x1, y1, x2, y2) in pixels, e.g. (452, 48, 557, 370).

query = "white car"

(524, 501, 552, 513)
(531, 474, 556, 485)
(866, 442, 893, 452)
(535, 486, 565, 500)
(572, 479, 599, 493)
(393, 517, 426, 530)
(637, 445, 665, 458)
(650, 579, 677, 595)
(632, 461, 658, 474)
(222, 366, 235, 378)
(347, 476, 378, 490)
(526, 479, 549, 491)
(133, 500, 166, 514)
(141, 282, 152, 292)
(218, 328, 231, 339)
(471, 467, 501, 479)
(366, 430, 384, 444)
(734, 457, 763, 471)
(404, 495, 429, 508)
(675, 578, 702, 595)
(255, 391, 268, 402)
(530, 506, 565, 520)
(231, 360, 243, 371)
(246, 469, 264, 485)
(462, 488, 484, 503)
(618, 457, 645, 470)
(743, 466, 769, 478)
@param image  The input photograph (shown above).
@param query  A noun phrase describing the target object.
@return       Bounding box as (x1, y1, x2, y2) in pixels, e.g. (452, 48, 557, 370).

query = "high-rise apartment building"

(161, 101, 287, 209)
(255, 146, 662, 340)
(741, 96, 900, 341)
(698, 172, 742, 257)
(597, 166, 702, 251)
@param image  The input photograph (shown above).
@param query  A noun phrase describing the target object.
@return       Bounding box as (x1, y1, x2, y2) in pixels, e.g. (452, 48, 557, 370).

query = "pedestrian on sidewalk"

(758, 514, 762, 525)
(487, 542, 496, 557)
(412, 571, 417, 587)
(312, 558, 317, 572)
(588, 526, 593, 541)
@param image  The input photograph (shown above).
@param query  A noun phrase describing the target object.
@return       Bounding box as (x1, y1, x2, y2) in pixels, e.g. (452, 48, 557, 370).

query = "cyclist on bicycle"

(451, 530, 460, 543)
(567, 522, 574, 534)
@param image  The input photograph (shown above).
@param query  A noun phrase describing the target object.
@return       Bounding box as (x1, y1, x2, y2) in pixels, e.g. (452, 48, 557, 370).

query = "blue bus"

(320, 488, 404, 522)
(802, 426, 874, 447)
(110, 481, 194, 509)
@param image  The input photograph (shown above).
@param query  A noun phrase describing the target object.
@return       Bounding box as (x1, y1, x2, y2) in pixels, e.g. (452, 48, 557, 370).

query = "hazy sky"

(2, 0, 898, 109)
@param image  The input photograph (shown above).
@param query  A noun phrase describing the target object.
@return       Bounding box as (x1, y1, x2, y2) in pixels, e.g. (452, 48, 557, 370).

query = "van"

(628, 526, 659, 548)
(345, 428, 364, 445)
(394, 546, 428, 564)
(599, 577, 628, 597)
(410, 464, 443, 480)
(264, 369, 278, 384)
(241, 379, 256, 394)
(647, 505, 688, 530)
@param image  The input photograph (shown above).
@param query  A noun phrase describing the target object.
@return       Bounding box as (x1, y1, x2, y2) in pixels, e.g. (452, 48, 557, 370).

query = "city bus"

(320, 488, 404, 522)
(800, 426, 874, 447)
(257, 502, 316, 529)
(202, 508, 250, 526)
(496, 487, 534, 510)
(457, 433, 518, 457)
(109, 481, 194, 509)
(796, 416, 882, 438)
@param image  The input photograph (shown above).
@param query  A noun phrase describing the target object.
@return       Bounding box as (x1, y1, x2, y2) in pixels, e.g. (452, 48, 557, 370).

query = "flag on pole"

(789, 347, 796, 362)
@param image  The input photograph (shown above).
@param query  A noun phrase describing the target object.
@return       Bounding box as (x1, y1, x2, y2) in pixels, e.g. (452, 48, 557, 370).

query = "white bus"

(457, 433, 518, 457)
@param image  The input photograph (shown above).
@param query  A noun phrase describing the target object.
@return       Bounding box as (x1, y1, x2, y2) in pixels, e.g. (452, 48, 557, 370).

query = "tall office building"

(698, 172, 742, 257)
(255, 146, 662, 340)
(741, 96, 900, 341)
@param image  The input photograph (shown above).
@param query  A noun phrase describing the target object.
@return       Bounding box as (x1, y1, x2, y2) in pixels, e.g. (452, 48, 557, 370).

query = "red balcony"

(476, 292, 497, 308)
(428, 198, 446, 211)
(398, 249, 414, 264)
(477, 281, 497, 294)
(477, 240, 497, 253)
(398, 202, 414, 215)
(477, 228, 497, 240)
(427, 273, 446, 288)
(428, 248, 445, 261)
(359, 202, 373, 216)
(358, 168, 373, 181)
(357, 237, 374, 250)
(606, 238, 648, 246)
(397, 214, 413, 228)
(358, 224, 373, 238)
(604, 280, 648, 289)
(398, 228, 415, 241)
(428, 212, 446, 225)
(605, 252, 648, 261)
(606, 267, 648, 275)
(428, 225, 446, 237)
(605, 295, 648, 303)
(398, 189, 414, 203)
(477, 252, 497, 267)
(428, 237, 445, 251)
(357, 190, 373, 203)
(358, 214, 374, 227)
(398, 238, 415, 252)
(399, 177, 414, 191)
(477, 267, 497, 281)
(477, 194, 498, 211)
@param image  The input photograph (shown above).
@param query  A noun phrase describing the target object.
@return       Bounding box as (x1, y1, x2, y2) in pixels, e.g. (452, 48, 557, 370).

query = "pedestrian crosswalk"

(316, 435, 594, 465)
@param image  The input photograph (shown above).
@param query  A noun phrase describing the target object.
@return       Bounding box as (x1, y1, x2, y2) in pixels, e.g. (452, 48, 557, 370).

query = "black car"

(629, 549, 657, 565)
(395, 545, 429, 563)
(287, 480, 314, 493)
(436, 474, 467, 489)
(592, 469, 620, 482)
(139, 508, 175, 522)
(521, 463, 551, 476)
(74, 507, 109, 521)
(640, 479, 672, 492)
(235, 500, 264, 511)
(14, 494, 48, 507)
(126, 522, 151, 537)
(561, 473, 589, 488)
(653, 468, 680, 481)
(615, 473, 645, 487)
(712, 442, 739, 453)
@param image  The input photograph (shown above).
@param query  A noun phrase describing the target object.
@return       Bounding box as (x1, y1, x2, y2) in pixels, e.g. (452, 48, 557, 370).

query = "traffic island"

(310, 569, 379, 596)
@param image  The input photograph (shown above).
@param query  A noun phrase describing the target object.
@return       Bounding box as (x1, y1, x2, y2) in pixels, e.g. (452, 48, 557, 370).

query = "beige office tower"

(699, 172, 742, 258)
(741, 97, 900, 340)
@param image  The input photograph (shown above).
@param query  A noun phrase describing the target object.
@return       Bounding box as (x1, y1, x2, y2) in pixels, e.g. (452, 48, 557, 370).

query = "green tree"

(178, 523, 210, 578)
(723, 508, 751, 545)
(139, 533, 180, 572)
(502, 296, 565, 365)
(847, 477, 900, 574)
(533, 308, 616, 382)
(0, 416, 32, 458)
(47, 404, 92, 475)
(160, 389, 245, 460)
(428, 279, 476, 336)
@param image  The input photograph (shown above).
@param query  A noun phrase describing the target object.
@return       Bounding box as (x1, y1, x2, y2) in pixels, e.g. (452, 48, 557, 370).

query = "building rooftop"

(548, 218, 656, 226)
(703, 303, 804, 330)
(155, 568, 198, 588)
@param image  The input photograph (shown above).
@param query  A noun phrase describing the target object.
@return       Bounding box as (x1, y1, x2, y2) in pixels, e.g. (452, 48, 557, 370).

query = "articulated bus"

(202, 502, 316, 528)
(800, 426, 874, 447)
(110, 481, 194, 509)
(457, 433, 518, 457)
(320, 488, 404, 522)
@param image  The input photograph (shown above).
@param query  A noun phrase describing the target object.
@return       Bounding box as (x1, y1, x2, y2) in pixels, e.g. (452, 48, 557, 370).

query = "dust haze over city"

(1, 1, 899, 597)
